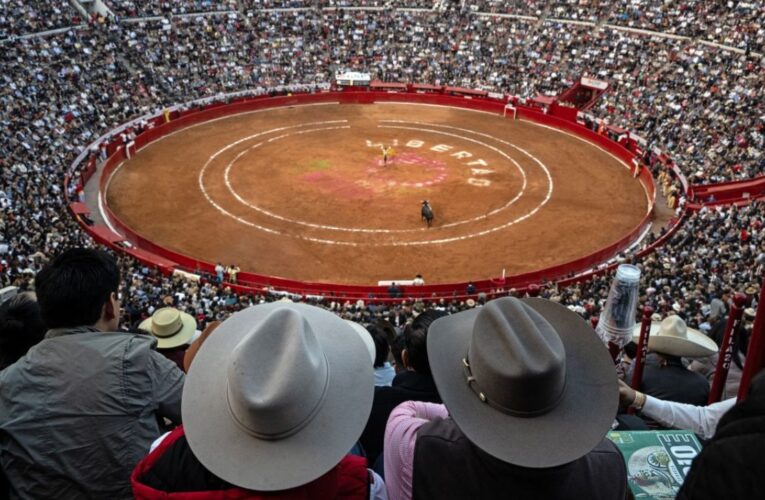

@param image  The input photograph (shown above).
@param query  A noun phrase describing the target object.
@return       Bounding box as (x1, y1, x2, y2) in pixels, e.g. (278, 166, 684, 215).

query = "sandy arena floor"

(106, 103, 649, 284)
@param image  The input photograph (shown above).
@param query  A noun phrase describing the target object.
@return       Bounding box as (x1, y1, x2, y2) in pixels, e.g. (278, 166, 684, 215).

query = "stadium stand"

(2, 1, 765, 498)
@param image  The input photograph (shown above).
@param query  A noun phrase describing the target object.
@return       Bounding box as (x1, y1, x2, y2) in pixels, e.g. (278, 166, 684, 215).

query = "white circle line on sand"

(378, 125, 530, 216)
(223, 125, 352, 221)
(198, 119, 553, 247)
(197, 121, 350, 239)
(515, 118, 652, 212)
(379, 120, 554, 200)
(221, 123, 532, 233)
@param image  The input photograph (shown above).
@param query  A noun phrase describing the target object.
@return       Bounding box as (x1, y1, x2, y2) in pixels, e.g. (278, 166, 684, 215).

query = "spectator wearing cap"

(139, 307, 198, 371)
(384, 297, 627, 500)
(131, 302, 386, 499)
(360, 310, 446, 468)
(629, 316, 717, 406)
(0, 248, 184, 499)
(0, 291, 46, 371)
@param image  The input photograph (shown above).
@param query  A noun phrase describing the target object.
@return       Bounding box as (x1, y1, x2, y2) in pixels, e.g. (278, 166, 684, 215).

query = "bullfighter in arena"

(381, 145, 394, 165)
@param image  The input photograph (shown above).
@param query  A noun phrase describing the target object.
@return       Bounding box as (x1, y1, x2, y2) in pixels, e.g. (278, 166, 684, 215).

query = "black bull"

(421, 204, 433, 227)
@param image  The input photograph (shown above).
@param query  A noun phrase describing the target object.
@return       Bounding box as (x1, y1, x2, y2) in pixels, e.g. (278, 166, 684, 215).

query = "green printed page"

(607, 430, 702, 500)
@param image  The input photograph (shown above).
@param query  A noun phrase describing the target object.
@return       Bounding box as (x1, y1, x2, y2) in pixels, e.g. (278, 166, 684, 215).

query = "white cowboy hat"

(344, 320, 376, 365)
(632, 316, 718, 358)
(182, 302, 374, 491)
(139, 307, 196, 349)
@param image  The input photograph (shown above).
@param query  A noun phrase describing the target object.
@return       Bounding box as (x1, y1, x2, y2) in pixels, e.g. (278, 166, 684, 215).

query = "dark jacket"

(132, 426, 371, 500)
(639, 355, 709, 405)
(360, 370, 441, 464)
(412, 418, 629, 500)
(677, 371, 765, 500)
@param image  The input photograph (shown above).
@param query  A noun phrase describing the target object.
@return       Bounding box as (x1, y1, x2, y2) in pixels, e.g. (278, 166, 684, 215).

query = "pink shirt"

(384, 401, 449, 500)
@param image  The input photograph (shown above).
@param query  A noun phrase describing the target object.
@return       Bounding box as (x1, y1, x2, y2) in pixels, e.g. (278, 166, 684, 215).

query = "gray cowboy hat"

(428, 297, 617, 468)
(182, 302, 374, 491)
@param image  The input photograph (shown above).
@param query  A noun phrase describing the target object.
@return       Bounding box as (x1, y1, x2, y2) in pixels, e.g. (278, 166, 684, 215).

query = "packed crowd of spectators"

(108, 0, 238, 18)
(0, 0, 82, 38)
(0, 6, 763, 325)
(1, 3, 765, 498)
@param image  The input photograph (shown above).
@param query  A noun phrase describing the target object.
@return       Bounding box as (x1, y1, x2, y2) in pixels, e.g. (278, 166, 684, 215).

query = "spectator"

(677, 369, 765, 500)
(629, 315, 718, 405)
(0, 248, 184, 499)
(385, 297, 627, 500)
(690, 311, 750, 399)
(131, 302, 385, 499)
(360, 309, 446, 468)
(227, 264, 240, 284)
(618, 380, 735, 440)
(0, 291, 46, 370)
(138, 306, 198, 371)
(367, 322, 395, 386)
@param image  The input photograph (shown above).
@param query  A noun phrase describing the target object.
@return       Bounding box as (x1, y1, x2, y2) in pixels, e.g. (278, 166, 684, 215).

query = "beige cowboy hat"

(182, 302, 374, 491)
(632, 315, 718, 358)
(428, 297, 617, 468)
(139, 307, 197, 349)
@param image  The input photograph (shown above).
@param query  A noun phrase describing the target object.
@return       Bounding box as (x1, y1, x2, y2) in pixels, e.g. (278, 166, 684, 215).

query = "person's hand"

(618, 379, 637, 410)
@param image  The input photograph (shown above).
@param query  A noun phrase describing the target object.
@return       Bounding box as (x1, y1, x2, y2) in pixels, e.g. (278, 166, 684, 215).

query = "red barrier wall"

(690, 175, 765, 206)
(76, 89, 659, 300)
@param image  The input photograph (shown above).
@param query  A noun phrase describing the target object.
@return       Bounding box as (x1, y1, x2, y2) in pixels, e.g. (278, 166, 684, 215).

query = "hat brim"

(428, 298, 617, 468)
(182, 302, 374, 491)
(139, 311, 197, 349)
(632, 322, 718, 358)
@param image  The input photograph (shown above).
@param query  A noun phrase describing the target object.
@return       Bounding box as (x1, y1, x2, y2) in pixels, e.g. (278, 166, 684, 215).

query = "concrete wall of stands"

(69, 86, 665, 301)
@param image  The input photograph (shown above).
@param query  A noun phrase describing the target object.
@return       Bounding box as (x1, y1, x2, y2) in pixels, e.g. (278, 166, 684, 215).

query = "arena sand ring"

(105, 102, 648, 285)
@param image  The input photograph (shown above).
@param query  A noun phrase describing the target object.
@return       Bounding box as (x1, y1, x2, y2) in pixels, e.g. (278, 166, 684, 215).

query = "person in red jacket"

(131, 302, 386, 499)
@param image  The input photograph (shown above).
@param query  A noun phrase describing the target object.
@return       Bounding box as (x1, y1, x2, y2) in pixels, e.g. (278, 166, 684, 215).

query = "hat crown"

(658, 316, 688, 339)
(226, 308, 329, 440)
(468, 298, 566, 417)
(152, 307, 184, 338)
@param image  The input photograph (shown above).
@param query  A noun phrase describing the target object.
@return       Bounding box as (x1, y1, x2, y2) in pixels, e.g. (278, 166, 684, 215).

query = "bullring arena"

(5, 1, 765, 498)
(101, 95, 650, 285)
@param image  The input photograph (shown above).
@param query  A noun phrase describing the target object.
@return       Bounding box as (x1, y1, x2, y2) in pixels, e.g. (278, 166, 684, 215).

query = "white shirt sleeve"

(641, 396, 736, 440)
(370, 470, 389, 500)
(149, 431, 171, 453)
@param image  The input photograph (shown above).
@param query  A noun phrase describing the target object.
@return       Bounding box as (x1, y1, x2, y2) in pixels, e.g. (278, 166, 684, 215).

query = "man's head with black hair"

(35, 248, 121, 330)
(366, 323, 390, 368)
(391, 332, 406, 373)
(403, 309, 449, 376)
(0, 292, 47, 370)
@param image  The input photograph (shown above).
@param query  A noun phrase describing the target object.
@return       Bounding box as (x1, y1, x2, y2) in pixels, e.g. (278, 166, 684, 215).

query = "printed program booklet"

(607, 430, 702, 499)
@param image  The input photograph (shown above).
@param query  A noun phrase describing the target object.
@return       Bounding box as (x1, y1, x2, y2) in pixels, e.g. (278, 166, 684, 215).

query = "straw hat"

(139, 307, 196, 349)
(632, 316, 718, 358)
